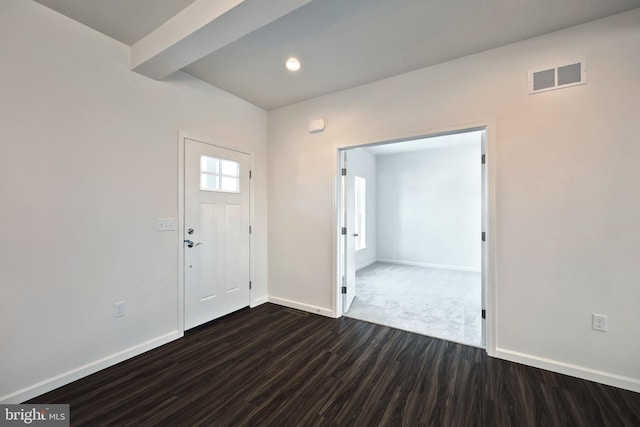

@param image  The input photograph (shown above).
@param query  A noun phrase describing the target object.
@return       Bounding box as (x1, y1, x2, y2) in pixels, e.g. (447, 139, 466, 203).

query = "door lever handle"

(184, 240, 202, 248)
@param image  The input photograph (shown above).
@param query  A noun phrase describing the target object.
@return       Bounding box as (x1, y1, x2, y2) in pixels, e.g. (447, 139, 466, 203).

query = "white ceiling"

(34, 0, 640, 110)
(33, 0, 197, 45)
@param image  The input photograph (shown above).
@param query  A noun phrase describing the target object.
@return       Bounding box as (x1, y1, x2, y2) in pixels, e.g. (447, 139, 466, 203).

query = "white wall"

(347, 149, 377, 270)
(376, 141, 481, 270)
(268, 9, 640, 391)
(0, 0, 268, 403)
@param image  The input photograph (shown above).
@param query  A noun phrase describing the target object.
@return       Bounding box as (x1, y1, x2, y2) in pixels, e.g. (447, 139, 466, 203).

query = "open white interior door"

(480, 129, 488, 348)
(184, 138, 251, 330)
(342, 151, 356, 313)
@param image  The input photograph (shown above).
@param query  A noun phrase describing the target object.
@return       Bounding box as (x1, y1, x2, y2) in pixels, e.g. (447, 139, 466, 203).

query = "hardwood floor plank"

(27, 303, 640, 426)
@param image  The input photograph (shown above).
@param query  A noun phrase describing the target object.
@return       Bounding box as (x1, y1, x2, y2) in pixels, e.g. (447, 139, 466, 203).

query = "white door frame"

(340, 151, 357, 313)
(334, 122, 497, 356)
(177, 131, 254, 334)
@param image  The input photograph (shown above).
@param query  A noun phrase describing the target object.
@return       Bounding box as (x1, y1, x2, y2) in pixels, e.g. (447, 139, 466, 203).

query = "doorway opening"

(338, 128, 487, 348)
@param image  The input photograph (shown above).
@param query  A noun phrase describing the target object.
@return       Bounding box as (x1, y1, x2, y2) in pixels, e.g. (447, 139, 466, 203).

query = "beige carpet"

(344, 262, 482, 347)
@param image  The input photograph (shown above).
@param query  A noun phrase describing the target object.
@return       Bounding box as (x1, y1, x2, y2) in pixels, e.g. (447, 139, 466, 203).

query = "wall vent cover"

(529, 59, 586, 94)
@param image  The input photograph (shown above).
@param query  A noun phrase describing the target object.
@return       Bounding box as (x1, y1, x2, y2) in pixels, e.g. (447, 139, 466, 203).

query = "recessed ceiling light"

(286, 57, 301, 72)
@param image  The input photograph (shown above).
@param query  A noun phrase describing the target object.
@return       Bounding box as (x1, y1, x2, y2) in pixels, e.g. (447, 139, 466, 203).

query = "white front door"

(184, 138, 251, 330)
(342, 151, 356, 313)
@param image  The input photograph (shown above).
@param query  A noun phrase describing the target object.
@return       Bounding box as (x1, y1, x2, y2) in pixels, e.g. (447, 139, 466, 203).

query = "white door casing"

(336, 126, 492, 352)
(480, 130, 488, 348)
(184, 138, 251, 330)
(342, 151, 356, 313)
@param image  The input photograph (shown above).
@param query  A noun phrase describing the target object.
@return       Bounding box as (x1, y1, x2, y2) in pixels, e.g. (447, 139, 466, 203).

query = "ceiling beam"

(131, 0, 313, 80)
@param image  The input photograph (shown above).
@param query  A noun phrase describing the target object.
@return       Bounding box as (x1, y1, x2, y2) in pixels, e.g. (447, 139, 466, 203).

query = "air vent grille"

(533, 69, 555, 91)
(557, 63, 582, 86)
(529, 59, 586, 94)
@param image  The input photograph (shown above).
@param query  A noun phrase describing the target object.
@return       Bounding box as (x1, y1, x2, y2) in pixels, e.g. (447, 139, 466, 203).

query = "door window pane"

(200, 155, 240, 193)
(220, 176, 239, 192)
(201, 156, 219, 174)
(221, 159, 239, 177)
(200, 174, 219, 191)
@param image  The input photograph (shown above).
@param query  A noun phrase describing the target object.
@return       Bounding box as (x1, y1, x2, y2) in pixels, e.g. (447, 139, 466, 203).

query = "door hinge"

(482, 309, 486, 319)
(341, 227, 347, 235)
(249, 170, 252, 179)
(341, 168, 347, 176)
(481, 231, 486, 242)
(341, 286, 347, 294)
(481, 154, 486, 164)
(249, 281, 252, 290)
(249, 225, 252, 234)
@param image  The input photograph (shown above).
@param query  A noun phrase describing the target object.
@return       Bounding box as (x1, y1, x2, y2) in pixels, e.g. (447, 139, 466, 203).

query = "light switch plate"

(157, 218, 176, 231)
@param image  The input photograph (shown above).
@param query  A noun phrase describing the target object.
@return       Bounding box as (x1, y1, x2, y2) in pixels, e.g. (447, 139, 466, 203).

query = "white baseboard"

(495, 348, 640, 393)
(251, 296, 269, 307)
(1, 331, 182, 404)
(355, 259, 377, 271)
(377, 258, 481, 273)
(268, 296, 335, 318)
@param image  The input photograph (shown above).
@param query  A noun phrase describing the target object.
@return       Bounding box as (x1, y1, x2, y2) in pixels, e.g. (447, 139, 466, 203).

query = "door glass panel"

(220, 176, 239, 192)
(221, 159, 239, 177)
(201, 156, 219, 173)
(200, 155, 240, 193)
(200, 174, 219, 191)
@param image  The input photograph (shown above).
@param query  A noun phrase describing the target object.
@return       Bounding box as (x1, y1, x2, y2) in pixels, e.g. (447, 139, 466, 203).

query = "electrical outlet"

(113, 301, 126, 318)
(592, 313, 607, 332)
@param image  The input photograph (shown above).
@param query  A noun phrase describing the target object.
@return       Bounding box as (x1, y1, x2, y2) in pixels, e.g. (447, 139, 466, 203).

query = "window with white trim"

(354, 176, 366, 250)
(200, 155, 240, 192)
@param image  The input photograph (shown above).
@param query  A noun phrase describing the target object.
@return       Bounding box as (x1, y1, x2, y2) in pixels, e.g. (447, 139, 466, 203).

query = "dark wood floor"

(30, 303, 640, 426)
